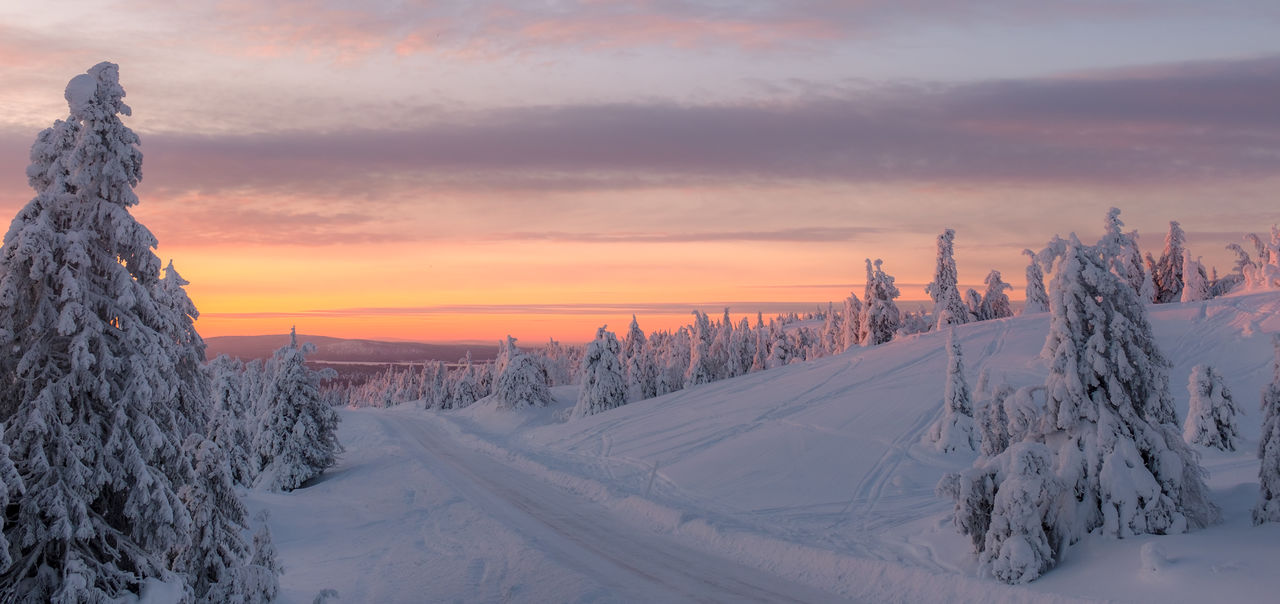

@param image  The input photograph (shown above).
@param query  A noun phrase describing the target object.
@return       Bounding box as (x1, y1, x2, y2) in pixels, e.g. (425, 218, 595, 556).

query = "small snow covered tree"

(209, 355, 256, 486)
(245, 512, 282, 603)
(448, 353, 480, 409)
(573, 327, 627, 418)
(1152, 221, 1187, 303)
(939, 442, 1066, 584)
(929, 329, 978, 453)
(1042, 236, 1216, 538)
(978, 270, 1013, 321)
(927, 228, 971, 329)
(1183, 365, 1241, 451)
(860, 259, 902, 346)
(622, 315, 657, 401)
(842, 292, 863, 351)
(1099, 208, 1151, 299)
(685, 310, 716, 387)
(1254, 335, 1280, 524)
(254, 328, 341, 492)
(1180, 250, 1209, 303)
(494, 338, 552, 410)
(979, 383, 1014, 458)
(178, 437, 271, 603)
(1021, 249, 1050, 314)
(0, 62, 197, 600)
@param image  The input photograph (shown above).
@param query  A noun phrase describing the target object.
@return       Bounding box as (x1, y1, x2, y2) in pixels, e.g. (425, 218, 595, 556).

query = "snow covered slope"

(255, 291, 1280, 603)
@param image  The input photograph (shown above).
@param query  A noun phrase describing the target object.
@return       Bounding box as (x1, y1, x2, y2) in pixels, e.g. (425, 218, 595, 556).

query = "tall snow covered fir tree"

(254, 327, 341, 492)
(0, 62, 205, 600)
(928, 329, 978, 453)
(1040, 236, 1215, 537)
(573, 327, 627, 419)
(1099, 208, 1151, 301)
(926, 228, 970, 329)
(1254, 335, 1280, 524)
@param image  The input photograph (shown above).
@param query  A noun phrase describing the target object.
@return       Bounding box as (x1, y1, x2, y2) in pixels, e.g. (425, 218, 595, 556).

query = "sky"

(1, 1, 1279, 343)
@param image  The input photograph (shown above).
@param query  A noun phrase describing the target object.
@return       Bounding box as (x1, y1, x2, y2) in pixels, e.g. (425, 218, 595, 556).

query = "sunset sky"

(2, 1, 1279, 343)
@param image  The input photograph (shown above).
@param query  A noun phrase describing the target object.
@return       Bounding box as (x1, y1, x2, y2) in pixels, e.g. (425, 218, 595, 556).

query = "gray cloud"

(493, 226, 882, 243)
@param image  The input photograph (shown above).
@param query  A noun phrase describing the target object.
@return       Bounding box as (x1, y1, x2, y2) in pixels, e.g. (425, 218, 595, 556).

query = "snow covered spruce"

(0, 63, 280, 602)
(254, 327, 342, 492)
(927, 329, 978, 453)
(1255, 335, 1280, 525)
(1183, 365, 1242, 451)
(939, 235, 1218, 585)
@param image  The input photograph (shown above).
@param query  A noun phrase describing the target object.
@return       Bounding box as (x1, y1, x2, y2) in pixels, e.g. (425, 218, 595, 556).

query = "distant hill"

(205, 334, 497, 364)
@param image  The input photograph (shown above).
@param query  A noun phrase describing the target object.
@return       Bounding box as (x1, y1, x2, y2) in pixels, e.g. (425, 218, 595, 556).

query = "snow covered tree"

(0, 425, 22, 577)
(1254, 335, 1280, 525)
(1021, 249, 1050, 314)
(1099, 208, 1151, 300)
(685, 310, 716, 388)
(765, 324, 793, 369)
(448, 353, 480, 409)
(245, 512, 282, 603)
(1152, 221, 1187, 303)
(494, 338, 552, 410)
(208, 355, 256, 486)
(728, 316, 755, 377)
(1183, 365, 1241, 451)
(929, 329, 978, 453)
(979, 382, 1014, 458)
(860, 259, 901, 346)
(979, 270, 1013, 321)
(942, 442, 1066, 584)
(178, 436, 272, 603)
(842, 292, 863, 351)
(155, 260, 212, 438)
(622, 316, 658, 401)
(1041, 237, 1216, 538)
(573, 327, 627, 418)
(254, 327, 341, 492)
(1180, 250, 1209, 303)
(0, 62, 198, 600)
(926, 228, 970, 329)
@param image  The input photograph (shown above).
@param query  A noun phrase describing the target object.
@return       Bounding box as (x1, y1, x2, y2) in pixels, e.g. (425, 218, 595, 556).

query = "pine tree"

(622, 316, 658, 401)
(926, 228, 970, 329)
(494, 338, 552, 410)
(685, 311, 716, 387)
(572, 327, 627, 418)
(1183, 365, 1241, 451)
(979, 383, 1014, 458)
(1180, 250, 1209, 303)
(1254, 335, 1280, 524)
(929, 329, 978, 453)
(178, 436, 270, 603)
(254, 328, 341, 492)
(0, 62, 196, 600)
(1152, 221, 1187, 303)
(244, 512, 281, 603)
(1099, 208, 1150, 299)
(842, 292, 863, 351)
(208, 355, 255, 486)
(860, 259, 901, 346)
(0, 425, 23, 577)
(1022, 249, 1050, 314)
(448, 352, 479, 409)
(979, 270, 1013, 321)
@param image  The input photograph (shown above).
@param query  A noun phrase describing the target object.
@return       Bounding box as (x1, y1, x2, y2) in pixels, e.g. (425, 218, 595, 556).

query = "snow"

(252, 291, 1280, 602)
(64, 73, 96, 114)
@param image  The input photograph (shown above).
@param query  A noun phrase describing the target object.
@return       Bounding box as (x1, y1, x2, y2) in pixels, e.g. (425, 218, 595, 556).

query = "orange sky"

(2, 2, 1278, 343)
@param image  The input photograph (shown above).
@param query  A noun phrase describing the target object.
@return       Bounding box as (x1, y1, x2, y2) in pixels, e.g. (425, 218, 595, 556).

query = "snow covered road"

(376, 412, 850, 603)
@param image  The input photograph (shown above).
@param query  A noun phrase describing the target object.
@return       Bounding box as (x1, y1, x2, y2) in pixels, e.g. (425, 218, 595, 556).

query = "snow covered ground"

(250, 291, 1280, 603)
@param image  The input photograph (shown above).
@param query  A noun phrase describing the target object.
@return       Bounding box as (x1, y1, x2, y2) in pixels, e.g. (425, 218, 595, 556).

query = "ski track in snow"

(377, 412, 850, 603)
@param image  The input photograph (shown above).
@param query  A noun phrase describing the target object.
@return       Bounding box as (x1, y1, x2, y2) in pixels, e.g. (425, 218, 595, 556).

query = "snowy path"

(374, 412, 851, 603)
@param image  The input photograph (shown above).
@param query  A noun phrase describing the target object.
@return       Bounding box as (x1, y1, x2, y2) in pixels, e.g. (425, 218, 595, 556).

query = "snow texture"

(1183, 365, 1242, 451)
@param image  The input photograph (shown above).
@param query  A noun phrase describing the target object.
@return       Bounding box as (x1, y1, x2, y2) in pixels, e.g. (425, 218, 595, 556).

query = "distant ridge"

(205, 334, 497, 364)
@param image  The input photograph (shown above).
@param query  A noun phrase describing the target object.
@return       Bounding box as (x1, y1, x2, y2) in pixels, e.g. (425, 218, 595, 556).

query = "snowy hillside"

(253, 291, 1280, 603)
